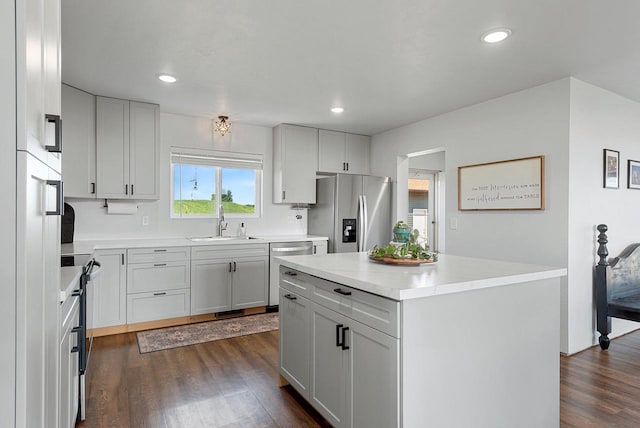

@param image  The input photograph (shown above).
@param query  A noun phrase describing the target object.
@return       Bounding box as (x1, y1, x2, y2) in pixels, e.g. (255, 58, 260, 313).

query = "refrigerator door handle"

(356, 195, 362, 252)
(362, 195, 369, 252)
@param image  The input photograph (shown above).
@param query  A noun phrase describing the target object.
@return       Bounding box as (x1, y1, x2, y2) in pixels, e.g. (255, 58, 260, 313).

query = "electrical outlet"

(142, 215, 149, 226)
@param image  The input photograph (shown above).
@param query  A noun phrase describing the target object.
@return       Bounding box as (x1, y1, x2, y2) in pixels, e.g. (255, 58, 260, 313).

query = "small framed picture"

(603, 149, 620, 189)
(628, 159, 640, 189)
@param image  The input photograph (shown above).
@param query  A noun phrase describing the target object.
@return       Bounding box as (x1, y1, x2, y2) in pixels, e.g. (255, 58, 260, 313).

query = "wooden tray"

(369, 255, 436, 265)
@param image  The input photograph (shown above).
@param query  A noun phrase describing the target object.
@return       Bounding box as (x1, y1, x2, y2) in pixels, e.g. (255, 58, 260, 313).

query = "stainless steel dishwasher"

(268, 241, 314, 308)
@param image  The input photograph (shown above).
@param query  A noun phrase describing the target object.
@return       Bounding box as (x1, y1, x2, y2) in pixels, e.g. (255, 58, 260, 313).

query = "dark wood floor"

(80, 327, 640, 427)
(560, 330, 640, 427)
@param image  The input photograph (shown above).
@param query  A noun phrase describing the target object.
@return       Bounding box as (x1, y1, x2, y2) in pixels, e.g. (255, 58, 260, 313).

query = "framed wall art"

(628, 159, 640, 189)
(603, 149, 620, 189)
(458, 155, 545, 211)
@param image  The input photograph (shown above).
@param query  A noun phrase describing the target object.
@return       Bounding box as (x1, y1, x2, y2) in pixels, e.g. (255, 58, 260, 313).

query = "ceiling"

(61, 0, 640, 136)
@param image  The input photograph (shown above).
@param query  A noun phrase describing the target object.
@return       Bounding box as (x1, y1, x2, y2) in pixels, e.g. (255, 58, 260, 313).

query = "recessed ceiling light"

(331, 107, 344, 114)
(157, 74, 177, 83)
(482, 28, 512, 43)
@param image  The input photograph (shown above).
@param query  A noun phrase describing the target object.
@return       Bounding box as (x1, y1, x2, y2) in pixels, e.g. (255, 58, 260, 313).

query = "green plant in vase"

(393, 220, 411, 243)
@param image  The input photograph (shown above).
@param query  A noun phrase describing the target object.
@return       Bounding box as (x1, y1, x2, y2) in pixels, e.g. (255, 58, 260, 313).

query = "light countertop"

(61, 234, 328, 256)
(276, 252, 567, 301)
(60, 266, 82, 303)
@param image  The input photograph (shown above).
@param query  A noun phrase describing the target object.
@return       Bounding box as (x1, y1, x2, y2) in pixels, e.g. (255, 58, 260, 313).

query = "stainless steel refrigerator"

(309, 174, 391, 253)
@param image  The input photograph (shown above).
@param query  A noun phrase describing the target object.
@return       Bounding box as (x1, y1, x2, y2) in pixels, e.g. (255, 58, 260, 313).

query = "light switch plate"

(449, 217, 458, 230)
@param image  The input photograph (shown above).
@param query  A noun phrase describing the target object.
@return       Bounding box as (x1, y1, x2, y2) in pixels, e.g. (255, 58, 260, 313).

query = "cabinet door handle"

(333, 288, 352, 296)
(121, 254, 125, 265)
(283, 271, 297, 276)
(45, 180, 63, 216)
(229, 262, 232, 272)
(71, 289, 83, 297)
(282, 190, 286, 201)
(233, 261, 237, 272)
(153, 292, 167, 296)
(45, 114, 62, 153)
(341, 326, 350, 350)
(336, 324, 343, 347)
(284, 294, 297, 301)
(90, 182, 96, 194)
(71, 326, 81, 334)
(125, 184, 128, 195)
(131, 184, 134, 195)
(313, 245, 317, 254)
(71, 346, 79, 353)
(153, 263, 166, 267)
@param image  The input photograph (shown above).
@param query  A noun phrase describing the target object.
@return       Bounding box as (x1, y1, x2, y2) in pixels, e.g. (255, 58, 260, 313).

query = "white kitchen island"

(276, 252, 567, 428)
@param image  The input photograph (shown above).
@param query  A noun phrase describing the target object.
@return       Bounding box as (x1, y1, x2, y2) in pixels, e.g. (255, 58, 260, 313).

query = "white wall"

(371, 79, 572, 352)
(69, 113, 307, 240)
(567, 79, 640, 352)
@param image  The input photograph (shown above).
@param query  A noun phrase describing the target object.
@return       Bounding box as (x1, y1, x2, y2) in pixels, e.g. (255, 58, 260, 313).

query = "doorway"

(408, 169, 438, 251)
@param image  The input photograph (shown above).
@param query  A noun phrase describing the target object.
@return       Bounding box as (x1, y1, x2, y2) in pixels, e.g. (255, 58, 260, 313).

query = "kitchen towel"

(106, 200, 138, 215)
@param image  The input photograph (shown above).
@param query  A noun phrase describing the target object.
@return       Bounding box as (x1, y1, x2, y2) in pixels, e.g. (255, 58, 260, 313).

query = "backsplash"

(67, 198, 308, 240)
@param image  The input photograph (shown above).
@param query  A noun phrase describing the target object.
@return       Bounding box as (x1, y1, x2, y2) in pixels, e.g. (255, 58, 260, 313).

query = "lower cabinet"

(191, 244, 269, 315)
(126, 289, 191, 324)
(279, 287, 311, 397)
(126, 247, 191, 323)
(91, 249, 127, 329)
(59, 295, 80, 428)
(280, 266, 400, 428)
(191, 256, 268, 314)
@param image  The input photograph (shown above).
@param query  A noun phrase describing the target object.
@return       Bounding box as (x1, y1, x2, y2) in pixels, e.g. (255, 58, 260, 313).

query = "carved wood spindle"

(597, 224, 609, 267)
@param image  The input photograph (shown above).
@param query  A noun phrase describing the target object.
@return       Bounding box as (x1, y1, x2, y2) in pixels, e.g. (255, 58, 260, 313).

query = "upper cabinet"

(318, 130, 370, 175)
(273, 124, 318, 204)
(62, 84, 96, 198)
(96, 97, 159, 200)
(16, 0, 62, 173)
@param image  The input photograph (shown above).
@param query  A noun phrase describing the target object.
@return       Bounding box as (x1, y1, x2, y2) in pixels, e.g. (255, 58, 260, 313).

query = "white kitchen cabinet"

(190, 244, 268, 315)
(58, 294, 80, 428)
(313, 240, 328, 255)
(318, 130, 370, 175)
(127, 289, 191, 324)
(96, 97, 159, 200)
(279, 267, 399, 428)
(273, 124, 318, 204)
(279, 287, 312, 399)
(232, 257, 269, 309)
(191, 259, 232, 314)
(127, 261, 190, 294)
(126, 247, 190, 323)
(62, 84, 96, 198)
(16, 152, 62, 428)
(17, 0, 62, 174)
(91, 249, 127, 329)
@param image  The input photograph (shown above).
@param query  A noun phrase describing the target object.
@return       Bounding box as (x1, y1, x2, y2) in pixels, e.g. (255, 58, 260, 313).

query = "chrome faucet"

(218, 205, 227, 236)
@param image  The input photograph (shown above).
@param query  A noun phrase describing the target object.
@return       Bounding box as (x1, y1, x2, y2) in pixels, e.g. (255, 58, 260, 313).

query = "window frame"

(170, 147, 263, 219)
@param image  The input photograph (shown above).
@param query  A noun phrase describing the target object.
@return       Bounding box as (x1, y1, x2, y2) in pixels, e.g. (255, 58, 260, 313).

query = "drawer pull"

(333, 288, 352, 296)
(153, 292, 167, 296)
(154, 263, 167, 267)
(284, 294, 297, 301)
(341, 326, 350, 350)
(284, 271, 297, 276)
(153, 249, 167, 252)
(336, 324, 343, 347)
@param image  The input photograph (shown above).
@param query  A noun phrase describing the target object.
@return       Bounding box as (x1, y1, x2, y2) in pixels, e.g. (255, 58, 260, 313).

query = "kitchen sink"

(188, 236, 261, 242)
